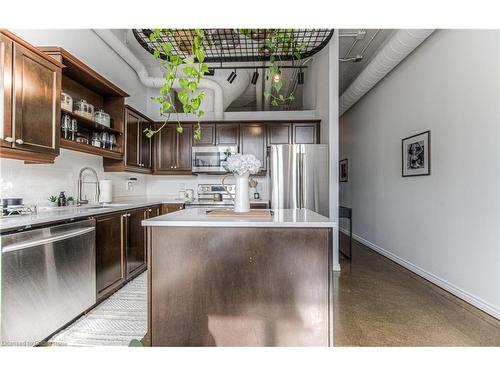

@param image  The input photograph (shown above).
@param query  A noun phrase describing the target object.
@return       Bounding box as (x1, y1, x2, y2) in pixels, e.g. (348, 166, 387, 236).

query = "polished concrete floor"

(334, 233, 500, 346)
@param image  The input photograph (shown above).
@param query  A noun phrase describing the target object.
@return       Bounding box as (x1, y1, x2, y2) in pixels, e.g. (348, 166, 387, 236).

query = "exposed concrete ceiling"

(339, 29, 394, 95)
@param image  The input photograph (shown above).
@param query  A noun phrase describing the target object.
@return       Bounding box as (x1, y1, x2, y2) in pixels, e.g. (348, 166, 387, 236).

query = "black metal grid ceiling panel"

(132, 29, 334, 63)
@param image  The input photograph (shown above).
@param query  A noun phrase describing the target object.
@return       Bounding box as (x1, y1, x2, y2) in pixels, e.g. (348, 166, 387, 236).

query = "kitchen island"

(142, 208, 336, 347)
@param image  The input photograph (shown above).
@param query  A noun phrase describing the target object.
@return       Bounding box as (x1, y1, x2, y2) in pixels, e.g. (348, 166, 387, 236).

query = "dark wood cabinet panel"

(240, 123, 267, 173)
(154, 124, 192, 174)
(161, 203, 184, 215)
(268, 123, 291, 145)
(140, 122, 152, 169)
(0, 32, 62, 161)
(125, 109, 140, 167)
(155, 125, 176, 172)
(95, 205, 160, 299)
(104, 106, 152, 173)
(148, 205, 162, 218)
(193, 124, 215, 146)
(126, 208, 147, 277)
(176, 124, 192, 171)
(216, 123, 239, 146)
(293, 123, 319, 144)
(0, 34, 13, 150)
(96, 212, 125, 297)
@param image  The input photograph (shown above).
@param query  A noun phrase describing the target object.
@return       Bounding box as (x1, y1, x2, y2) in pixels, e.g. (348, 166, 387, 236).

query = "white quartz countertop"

(142, 208, 336, 228)
(0, 199, 186, 232)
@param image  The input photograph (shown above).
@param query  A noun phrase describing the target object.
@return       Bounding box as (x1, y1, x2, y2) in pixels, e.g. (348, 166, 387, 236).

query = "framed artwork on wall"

(402, 131, 430, 177)
(339, 159, 348, 182)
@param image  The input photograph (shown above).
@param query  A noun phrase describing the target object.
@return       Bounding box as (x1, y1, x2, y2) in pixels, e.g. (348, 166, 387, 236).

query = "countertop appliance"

(185, 183, 236, 208)
(269, 144, 329, 217)
(1, 219, 96, 345)
(185, 183, 269, 209)
(192, 145, 238, 174)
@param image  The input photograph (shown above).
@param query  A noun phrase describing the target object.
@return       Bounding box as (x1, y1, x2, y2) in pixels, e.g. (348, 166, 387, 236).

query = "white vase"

(234, 172, 250, 212)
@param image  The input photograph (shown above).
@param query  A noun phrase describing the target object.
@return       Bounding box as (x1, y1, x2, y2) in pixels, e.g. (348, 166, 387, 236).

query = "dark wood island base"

(146, 226, 333, 347)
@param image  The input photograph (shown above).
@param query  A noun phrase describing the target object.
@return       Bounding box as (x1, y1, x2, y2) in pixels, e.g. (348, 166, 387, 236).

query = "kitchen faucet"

(77, 167, 100, 206)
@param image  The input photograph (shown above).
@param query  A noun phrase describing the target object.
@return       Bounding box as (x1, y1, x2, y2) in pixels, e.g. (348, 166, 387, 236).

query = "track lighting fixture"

(297, 68, 304, 85)
(251, 70, 259, 85)
(227, 69, 237, 84)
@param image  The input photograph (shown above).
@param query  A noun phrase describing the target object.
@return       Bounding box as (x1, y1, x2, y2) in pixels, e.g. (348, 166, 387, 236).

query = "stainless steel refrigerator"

(269, 144, 329, 217)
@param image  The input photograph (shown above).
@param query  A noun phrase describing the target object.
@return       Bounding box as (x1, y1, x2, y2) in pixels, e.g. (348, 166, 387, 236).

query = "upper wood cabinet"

(40, 46, 128, 161)
(104, 105, 152, 173)
(267, 121, 320, 146)
(240, 123, 267, 173)
(193, 123, 215, 146)
(216, 123, 239, 146)
(1, 31, 63, 163)
(154, 123, 192, 174)
(293, 122, 319, 144)
(268, 123, 292, 145)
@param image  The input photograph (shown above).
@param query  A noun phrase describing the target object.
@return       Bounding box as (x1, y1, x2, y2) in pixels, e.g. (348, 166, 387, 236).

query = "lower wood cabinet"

(125, 207, 148, 278)
(161, 203, 184, 215)
(95, 204, 161, 300)
(95, 212, 126, 298)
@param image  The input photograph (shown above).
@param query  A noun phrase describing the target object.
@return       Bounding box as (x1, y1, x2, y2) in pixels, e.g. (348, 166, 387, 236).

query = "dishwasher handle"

(2, 226, 95, 253)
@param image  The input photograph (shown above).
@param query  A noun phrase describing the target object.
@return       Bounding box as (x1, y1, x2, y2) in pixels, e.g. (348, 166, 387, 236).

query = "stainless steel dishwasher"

(1, 219, 96, 346)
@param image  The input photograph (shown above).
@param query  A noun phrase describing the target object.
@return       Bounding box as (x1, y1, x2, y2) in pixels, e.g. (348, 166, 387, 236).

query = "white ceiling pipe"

(92, 29, 224, 120)
(339, 29, 435, 116)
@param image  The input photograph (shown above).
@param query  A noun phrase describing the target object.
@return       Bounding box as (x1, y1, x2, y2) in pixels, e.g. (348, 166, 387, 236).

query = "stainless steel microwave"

(192, 146, 238, 173)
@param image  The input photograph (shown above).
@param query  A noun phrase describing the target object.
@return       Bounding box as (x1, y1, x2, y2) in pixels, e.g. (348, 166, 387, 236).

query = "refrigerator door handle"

(297, 150, 304, 209)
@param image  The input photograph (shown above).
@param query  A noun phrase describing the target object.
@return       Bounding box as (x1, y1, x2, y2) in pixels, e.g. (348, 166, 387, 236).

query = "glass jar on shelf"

(94, 109, 111, 127)
(61, 114, 71, 139)
(109, 134, 117, 151)
(70, 119, 78, 141)
(91, 132, 101, 148)
(74, 99, 94, 120)
(100, 132, 109, 149)
(61, 92, 73, 112)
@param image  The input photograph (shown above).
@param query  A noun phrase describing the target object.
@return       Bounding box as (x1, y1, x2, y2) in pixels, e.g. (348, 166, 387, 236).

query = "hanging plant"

(143, 28, 209, 141)
(143, 29, 304, 140)
(238, 29, 304, 106)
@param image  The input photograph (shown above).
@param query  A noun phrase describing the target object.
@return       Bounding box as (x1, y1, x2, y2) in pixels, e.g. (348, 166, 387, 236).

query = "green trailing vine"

(238, 29, 304, 106)
(144, 28, 209, 141)
(144, 29, 304, 140)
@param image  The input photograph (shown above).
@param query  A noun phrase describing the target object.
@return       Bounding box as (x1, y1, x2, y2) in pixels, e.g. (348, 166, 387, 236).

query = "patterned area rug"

(49, 272, 147, 346)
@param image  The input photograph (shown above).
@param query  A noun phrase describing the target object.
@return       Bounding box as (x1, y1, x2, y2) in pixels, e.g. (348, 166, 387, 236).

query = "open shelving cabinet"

(39, 47, 129, 160)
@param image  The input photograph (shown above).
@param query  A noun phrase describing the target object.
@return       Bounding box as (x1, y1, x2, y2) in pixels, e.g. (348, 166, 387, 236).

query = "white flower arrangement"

(223, 154, 261, 176)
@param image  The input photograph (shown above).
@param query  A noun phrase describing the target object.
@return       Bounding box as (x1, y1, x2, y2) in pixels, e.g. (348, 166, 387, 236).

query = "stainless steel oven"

(192, 146, 238, 173)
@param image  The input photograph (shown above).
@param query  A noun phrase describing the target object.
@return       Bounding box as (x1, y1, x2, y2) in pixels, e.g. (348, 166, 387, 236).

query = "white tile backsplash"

(0, 149, 269, 205)
(0, 149, 147, 206)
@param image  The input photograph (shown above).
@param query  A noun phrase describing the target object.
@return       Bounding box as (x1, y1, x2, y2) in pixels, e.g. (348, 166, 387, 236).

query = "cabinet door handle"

(4, 137, 13, 143)
(15, 139, 24, 144)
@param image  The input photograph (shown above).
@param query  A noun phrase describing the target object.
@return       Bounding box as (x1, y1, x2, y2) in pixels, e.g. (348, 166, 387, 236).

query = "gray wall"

(339, 30, 500, 318)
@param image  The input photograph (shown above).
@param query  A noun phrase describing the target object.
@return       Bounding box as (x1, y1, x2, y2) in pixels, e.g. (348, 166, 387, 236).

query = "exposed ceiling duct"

(93, 29, 225, 119)
(339, 29, 435, 116)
